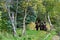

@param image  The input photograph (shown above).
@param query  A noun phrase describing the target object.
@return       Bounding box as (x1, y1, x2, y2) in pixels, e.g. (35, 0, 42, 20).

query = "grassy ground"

(0, 30, 57, 40)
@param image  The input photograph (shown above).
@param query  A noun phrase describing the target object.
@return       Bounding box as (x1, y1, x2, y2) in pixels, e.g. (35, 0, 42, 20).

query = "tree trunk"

(15, 0, 18, 29)
(11, 12, 17, 36)
(5, 0, 17, 37)
(22, 0, 30, 36)
(22, 9, 27, 36)
(48, 13, 53, 31)
(8, 8, 17, 36)
(6, 4, 17, 37)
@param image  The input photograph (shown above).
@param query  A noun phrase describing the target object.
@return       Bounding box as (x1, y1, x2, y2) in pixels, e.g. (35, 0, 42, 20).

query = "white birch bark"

(48, 13, 53, 30)
(15, 0, 18, 28)
(5, 0, 17, 36)
(22, 9, 27, 36)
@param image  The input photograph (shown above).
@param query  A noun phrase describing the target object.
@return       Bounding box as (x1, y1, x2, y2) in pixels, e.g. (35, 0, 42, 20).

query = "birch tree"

(22, 0, 30, 36)
(5, 0, 18, 36)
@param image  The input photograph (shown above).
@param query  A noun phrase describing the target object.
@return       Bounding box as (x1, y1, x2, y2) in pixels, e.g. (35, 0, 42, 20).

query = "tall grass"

(0, 30, 56, 40)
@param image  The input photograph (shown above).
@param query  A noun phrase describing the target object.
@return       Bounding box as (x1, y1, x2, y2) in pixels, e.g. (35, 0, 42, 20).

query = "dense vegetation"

(0, 0, 60, 40)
